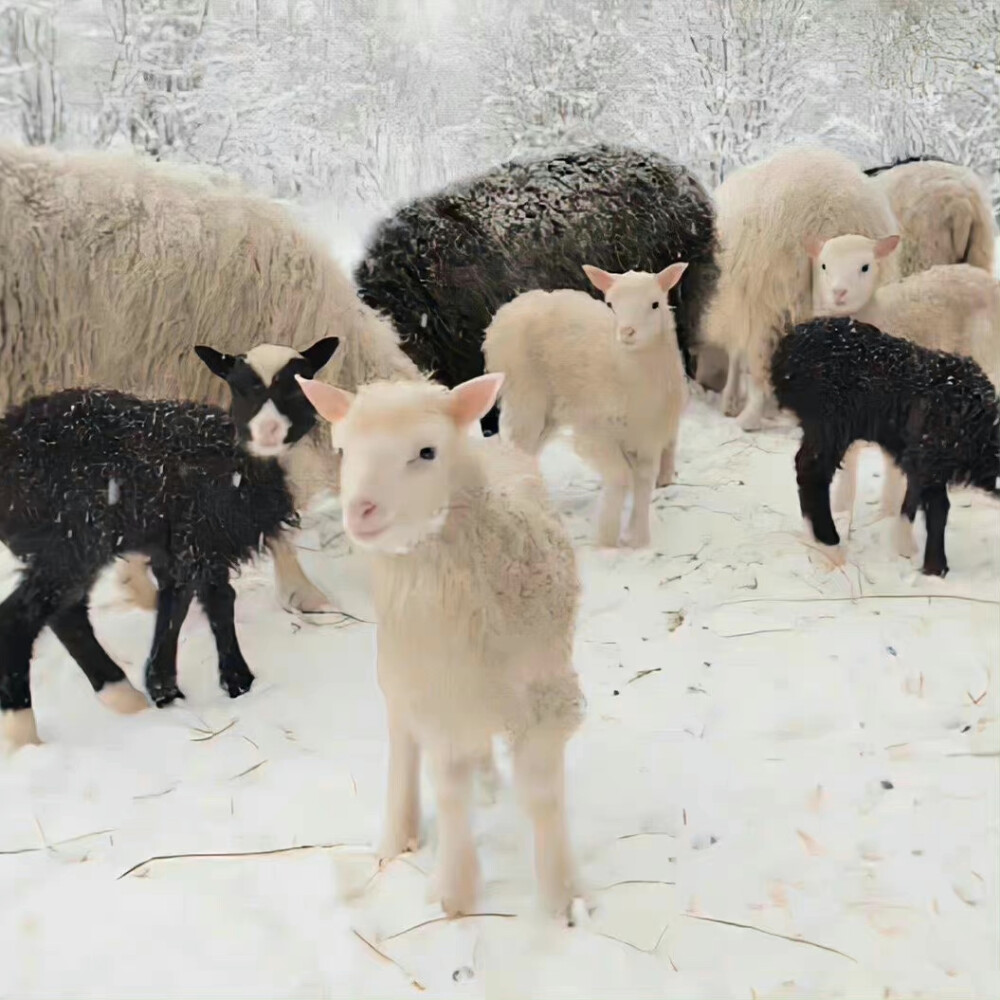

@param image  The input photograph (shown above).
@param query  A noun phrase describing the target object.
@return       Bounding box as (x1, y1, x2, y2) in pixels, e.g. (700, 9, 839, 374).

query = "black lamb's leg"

(145, 581, 194, 707)
(197, 576, 255, 699)
(795, 440, 840, 547)
(49, 601, 149, 713)
(921, 483, 950, 577)
(0, 579, 57, 748)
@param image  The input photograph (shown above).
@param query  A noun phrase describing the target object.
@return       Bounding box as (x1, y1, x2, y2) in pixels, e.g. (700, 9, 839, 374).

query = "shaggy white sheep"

(702, 146, 898, 430)
(812, 232, 1000, 528)
(867, 159, 996, 277)
(296, 373, 584, 919)
(483, 263, 689, 547)
(0, 143, 420, 615)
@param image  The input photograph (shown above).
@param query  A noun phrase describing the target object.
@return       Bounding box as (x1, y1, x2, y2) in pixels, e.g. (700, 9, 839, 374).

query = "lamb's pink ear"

(656, 261, 688, 291)
(804, 236, 825, 260)
(874, 234, 901, 259)
(447, 373, 505, 427)
(295, 375, 354, 422)
(582, 264, 617, 293)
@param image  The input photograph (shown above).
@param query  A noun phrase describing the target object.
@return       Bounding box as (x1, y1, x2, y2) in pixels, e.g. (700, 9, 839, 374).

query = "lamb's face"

(294, 374, 504, 555)
(195, 337, 340, 457)
(811, 234, 900, 316)
(583, 262, 688, 351)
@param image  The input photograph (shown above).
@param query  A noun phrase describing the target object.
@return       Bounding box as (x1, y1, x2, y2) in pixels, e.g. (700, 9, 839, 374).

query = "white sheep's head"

(582, 262, 688, 350)
(806, 233, 900, 315)
(295, 373, 503, 554)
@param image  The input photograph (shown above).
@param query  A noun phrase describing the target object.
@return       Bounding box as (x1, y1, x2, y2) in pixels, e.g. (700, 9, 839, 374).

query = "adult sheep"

(0, 143, 420, 616)
(864, 157, 996, 276)
(354, 144, 719, 435)
(702, 146, 898, 431)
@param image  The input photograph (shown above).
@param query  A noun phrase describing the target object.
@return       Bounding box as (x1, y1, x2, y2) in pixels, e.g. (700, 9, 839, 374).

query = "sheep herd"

(0, 140, 997, 919)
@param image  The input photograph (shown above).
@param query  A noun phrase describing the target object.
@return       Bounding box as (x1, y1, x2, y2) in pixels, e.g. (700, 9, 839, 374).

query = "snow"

(1, 392, 997, 999)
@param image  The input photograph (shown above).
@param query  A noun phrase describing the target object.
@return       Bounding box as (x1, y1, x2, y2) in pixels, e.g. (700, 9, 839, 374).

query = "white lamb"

(811, 232, 1000, 531)
(702, 147, 898, 431)
(482, 263, 689, 548)
(296, 373, 584, 919)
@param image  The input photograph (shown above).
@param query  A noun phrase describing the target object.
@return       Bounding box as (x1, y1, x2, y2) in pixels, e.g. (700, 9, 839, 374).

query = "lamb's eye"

(861, 263, 870, 273)
(419, 446, 436, 461)
(606, 301, 613, 309)
(821, 263, 826, 270)
(651, 301, 660, 310)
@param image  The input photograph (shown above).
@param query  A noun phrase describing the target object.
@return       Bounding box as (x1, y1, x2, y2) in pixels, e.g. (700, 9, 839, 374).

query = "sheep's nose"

(349, 499, 379, 523)
(619, 326, 636, 341)
(833, 288, 848, 303)
(257, 418, 283, 442)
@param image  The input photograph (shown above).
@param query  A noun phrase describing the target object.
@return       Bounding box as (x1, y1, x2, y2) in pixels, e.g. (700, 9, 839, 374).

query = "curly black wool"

(354, 144, 719, 433)
(862, 155, 949, 177)
(772, 317, 1000, 576)
(0, 389, 297, 712)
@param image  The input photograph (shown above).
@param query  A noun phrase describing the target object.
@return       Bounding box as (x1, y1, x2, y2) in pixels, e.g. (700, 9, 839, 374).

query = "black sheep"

(0, 389, 296, 748)
(771, 317, 1000, 577)
(354, 144, 719, 434)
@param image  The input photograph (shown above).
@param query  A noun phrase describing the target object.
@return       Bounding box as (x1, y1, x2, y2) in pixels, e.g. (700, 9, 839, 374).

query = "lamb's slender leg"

(377, 706, 421, 860)
(512, 723, 576, 918)
(474, 744, 502, 805)
(196, 576, 255, 699)
(795, 440, 842, 557)
(881, 458, 909, 519)
(270, 535, 336, 616)
(920, 483, 950, 577)
(893, 475, 920, 558)
(832, 442, 861, 519)
(0, 581, 53, 751)
(427, 751, 478, 917)
(721, 350, 743, 417)
(49, 601, 148, 713)
(582, 443, 632, 547)
(625, 455, 658, 548)
(144, 578, 194, 707)
(656, 437, 677, 489)
(114, 555, 159, 610)
(736, 376, 767, 431)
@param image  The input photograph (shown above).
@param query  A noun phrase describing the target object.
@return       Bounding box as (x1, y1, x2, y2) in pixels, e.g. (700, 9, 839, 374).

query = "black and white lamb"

(0, 389, 296, 751)
(354, 144, 719, 434)
(771, 317, 1000, 577)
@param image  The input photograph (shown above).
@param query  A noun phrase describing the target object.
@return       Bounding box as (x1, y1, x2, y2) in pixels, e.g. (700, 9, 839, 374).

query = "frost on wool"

(771, 317, 1000, 577)
(354, 144, 719, 433)
(0, 389, 297, 743)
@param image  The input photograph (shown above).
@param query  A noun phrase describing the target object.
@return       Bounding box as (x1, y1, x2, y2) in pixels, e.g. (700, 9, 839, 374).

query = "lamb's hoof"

(377, 832, 420, 867)
(921, 561, 948, 578)
(892, 517, 918, 558)
(98, 679, 149, 714)
(1, 709, 41, 752)
(595, 529, 621, 549)
(430, 863, 479, 917)
(737, 410, 763, 432)
(149, 683, 185, 708)
(625, 528, 651, 549)
(221, 668, 255, 699)
(655, 475, 673, 489)
(721, 395, 742, 418)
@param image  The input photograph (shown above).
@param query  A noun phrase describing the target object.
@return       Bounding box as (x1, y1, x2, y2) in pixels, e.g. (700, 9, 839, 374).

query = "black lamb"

(354, 143, 719, 434)
(0, 389, 296, 748)
(771, 317, 1000, 577)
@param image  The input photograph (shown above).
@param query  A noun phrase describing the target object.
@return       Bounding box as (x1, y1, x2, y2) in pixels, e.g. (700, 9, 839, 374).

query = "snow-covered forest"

(1, 0, 997, 216)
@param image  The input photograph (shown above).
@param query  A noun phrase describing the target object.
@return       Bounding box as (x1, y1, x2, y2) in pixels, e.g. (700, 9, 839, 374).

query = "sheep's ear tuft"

(448, 373, 505, 427)
(874, 234, 901, 259)
(295, 375, 354, 422)
(656, 261, 688, 292)
(195, 345, 236, 380)
(582, 264, 617, 293)
(299, 336, 341, 375)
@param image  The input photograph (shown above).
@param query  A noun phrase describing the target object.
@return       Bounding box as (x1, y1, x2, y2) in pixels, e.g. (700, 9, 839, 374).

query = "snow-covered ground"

(1, 390, 997, 999)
